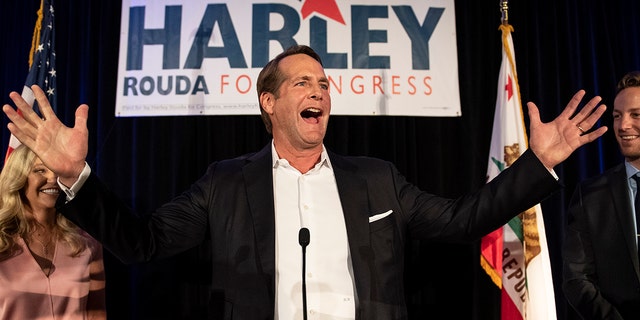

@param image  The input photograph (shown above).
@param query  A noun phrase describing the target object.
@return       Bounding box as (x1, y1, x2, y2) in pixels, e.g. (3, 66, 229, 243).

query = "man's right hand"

(3, 85, 89, 186)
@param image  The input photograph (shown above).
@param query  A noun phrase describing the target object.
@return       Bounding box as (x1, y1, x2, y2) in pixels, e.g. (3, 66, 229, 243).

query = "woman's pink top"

(0, 234, 106, 319)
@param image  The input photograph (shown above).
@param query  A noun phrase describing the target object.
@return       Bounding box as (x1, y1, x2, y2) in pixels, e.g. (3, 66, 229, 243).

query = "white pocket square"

(369, 210, 393, 223)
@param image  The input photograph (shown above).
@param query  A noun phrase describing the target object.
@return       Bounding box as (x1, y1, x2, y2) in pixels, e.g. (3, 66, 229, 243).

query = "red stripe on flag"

(501, 288, 523, 320)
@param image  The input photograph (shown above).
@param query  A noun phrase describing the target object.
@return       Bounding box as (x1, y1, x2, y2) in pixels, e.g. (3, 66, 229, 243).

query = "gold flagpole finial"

(500, 0, 509, 25)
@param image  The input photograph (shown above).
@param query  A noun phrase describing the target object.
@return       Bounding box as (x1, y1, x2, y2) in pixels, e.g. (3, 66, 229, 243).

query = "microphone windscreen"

(298, 228, 310, 247)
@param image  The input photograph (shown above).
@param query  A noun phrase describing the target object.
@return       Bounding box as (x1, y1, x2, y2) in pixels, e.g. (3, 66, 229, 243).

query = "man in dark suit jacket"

(563, 71, 640, 319)
(3, 45, 607, 319)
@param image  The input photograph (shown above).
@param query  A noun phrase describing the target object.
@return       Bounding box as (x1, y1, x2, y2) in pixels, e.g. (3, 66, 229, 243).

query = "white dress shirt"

(272, 143, 356, 320)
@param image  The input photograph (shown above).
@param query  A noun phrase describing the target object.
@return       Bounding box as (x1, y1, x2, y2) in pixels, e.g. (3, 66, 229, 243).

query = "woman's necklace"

(28, 229, 56, 276)
(28, 227, 57, 259)
(31, 233, 53, 256)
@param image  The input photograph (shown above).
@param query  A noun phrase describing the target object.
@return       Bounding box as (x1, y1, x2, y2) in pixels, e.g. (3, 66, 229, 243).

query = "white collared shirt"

(272, 143, 355, 320)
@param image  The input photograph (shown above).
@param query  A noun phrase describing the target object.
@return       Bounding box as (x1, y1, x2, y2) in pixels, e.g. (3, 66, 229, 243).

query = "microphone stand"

(298, 228, 310, 320)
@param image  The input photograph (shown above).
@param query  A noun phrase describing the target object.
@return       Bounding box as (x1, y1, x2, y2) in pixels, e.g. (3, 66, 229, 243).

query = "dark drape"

(1, 0, 639, 319)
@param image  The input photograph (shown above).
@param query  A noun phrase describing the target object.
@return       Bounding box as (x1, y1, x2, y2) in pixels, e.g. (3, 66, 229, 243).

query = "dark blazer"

(563, 163, 640, 319)
(58, 144, 558, 320)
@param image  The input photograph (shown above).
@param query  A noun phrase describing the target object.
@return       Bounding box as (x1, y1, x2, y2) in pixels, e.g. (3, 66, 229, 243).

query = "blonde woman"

(0, 145, 106, 319)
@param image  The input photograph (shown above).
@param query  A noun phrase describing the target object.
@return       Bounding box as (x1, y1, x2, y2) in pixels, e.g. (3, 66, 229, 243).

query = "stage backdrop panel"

(115, 0, 460, 117)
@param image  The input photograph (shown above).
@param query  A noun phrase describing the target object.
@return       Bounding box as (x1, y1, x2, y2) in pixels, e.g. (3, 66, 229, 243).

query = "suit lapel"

(608, 165, 640, 280)
(243, 145, 276, 285)
(329, 152, 375, 306)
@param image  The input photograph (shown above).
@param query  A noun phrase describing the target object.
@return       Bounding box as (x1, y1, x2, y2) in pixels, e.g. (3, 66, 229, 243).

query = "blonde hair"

(0, 145, 87, 258)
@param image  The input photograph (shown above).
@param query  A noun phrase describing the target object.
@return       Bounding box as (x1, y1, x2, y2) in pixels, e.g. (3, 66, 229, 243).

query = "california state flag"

(480, 24, 557, 320)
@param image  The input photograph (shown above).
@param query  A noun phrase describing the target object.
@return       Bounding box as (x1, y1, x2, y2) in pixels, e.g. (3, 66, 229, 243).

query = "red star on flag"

(505, 75, 513, 100)
(301, 0, 345, 25)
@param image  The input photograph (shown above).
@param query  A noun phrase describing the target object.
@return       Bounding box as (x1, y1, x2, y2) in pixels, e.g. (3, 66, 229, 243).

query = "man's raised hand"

(527, 90, 608, 169)
(2, 85, 89, 186)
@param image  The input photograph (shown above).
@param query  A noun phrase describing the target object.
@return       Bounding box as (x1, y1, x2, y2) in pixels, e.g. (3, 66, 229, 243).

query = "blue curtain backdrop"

(1, 0, 639, 319)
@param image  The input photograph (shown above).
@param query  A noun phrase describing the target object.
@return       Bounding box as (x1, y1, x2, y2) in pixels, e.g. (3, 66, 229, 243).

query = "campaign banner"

(115, 0, 460, 117)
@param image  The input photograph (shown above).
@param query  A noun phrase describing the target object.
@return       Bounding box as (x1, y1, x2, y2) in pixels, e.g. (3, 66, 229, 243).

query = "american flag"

(6, 0, 57, 160)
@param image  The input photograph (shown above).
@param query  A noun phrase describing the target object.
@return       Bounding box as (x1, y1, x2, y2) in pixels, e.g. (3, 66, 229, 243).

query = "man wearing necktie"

(563, 71, 640, 320)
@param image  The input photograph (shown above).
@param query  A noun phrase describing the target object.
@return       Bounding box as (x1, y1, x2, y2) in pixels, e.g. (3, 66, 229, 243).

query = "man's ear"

(260, 92, 275, 114)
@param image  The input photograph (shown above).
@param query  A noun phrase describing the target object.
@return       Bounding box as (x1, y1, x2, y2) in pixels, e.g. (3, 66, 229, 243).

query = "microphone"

(298, 228, 310, 320)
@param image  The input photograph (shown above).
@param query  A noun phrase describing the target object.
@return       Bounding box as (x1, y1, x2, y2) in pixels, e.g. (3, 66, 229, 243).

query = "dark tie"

(632, 174, 640, 258)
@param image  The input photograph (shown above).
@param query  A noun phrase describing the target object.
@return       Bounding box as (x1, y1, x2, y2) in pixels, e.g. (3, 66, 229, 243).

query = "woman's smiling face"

(23, 157, 60, 212)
